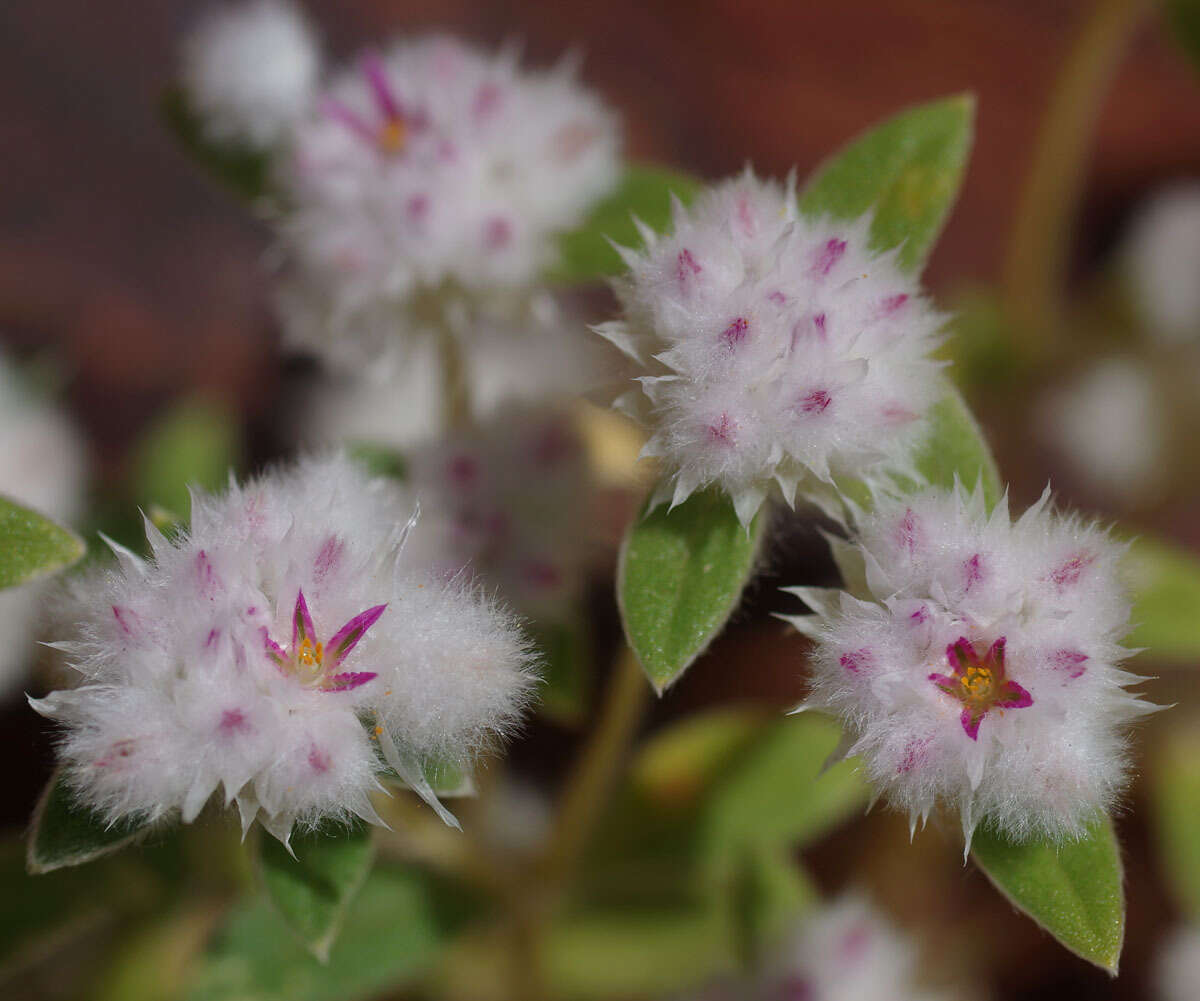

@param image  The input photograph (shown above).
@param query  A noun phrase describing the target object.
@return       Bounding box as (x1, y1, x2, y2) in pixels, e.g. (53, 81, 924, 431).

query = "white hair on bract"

(30, 453, 539, 846)
(272, 34, 620, 358)
(596, 170, 946, 528)
(181, 0, 320, 150)
(0, 350, 86, 696)
(785, 482, 1157, 847)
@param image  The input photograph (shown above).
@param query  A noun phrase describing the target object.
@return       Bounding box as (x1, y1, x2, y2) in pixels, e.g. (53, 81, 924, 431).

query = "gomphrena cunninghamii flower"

(595, 170, 946, 526)
(274, 34, 620, 357)
(786, 483, 1156, 844)
(181, 0, 319, 151)
(30, 454, 538, 845)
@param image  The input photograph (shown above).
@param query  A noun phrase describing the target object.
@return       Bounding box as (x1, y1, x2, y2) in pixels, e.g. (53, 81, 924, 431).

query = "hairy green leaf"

(28, 769, 152, 875)
(133, 396, 240, 520)
(0, 495, 85, 590)
(1124, 535, 1200, 661)
(1151, 729, 1200, 918)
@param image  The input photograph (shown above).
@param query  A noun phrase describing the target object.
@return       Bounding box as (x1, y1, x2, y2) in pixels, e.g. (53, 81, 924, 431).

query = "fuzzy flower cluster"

(405, 407, 591, 622)
(0, 351, 86, 694)
(788, 483, 1155, 843)
(181, 0, 319, 150)
(272, 34, 619, 357)
(31, 455, 538, 843)
(597, 172, 946, 526)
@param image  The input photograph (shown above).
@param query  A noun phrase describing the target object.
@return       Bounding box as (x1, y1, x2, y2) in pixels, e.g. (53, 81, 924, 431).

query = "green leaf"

(0, 495, 85, 590)
(258, 822, 375, 961)
(970, 815, 1125, 974)
(27, 769, 153, 875)
(1166, 1, 1200, 75)
(132, 396, 241, 520)
(550, 164, 703, 283)
(911, 382, 1002, 506)
(725, 847, 818, 969)
(533, 617, 592, 726)
(184, 866, 475, 1001)
(347, 441, 408, 481)
(161, 86, 270, 201)
(1124, 535, 1200, 661)
(799, 93, 974, 274)
(698, 715, 869, 872)
(618, 488, 765, 692)
(1151, 729, 1200, 918)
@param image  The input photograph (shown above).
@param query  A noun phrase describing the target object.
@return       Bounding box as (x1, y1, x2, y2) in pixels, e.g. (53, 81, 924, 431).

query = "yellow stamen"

(378, 117, 407, 154)
(297, 638, 324, 668)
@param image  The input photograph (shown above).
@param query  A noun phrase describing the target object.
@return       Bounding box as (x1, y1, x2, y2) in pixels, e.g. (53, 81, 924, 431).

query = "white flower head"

(1122, 183, 1200, 344)
(1154, 926, 1200, 1001)
(1036, 357, 1165, 505)
(181, 0, 320, 150)
(0, 351, 87, 695)
(760, 894, 949, 1001)
(405, 407, 591, 622)
(786, 482, 1156, 845)
(597, 171, 947, 526)
(274, 35, 619, 355)
(30, 454, 538, 844)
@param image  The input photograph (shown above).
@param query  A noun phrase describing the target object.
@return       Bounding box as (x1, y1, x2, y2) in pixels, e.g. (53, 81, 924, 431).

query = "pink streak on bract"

(326, 604, 388, 667)
(112, 606, 138, 637)
(963, 553, 984, 592)
(197, 550, 219, 598)
(881, 293, 909, 314)
(720, 317, 749, 346)
(220, 709, 248, 734)
(1052, 649, 1089, 679)
(897, 508, 918, 554)
(308, 744, 331, 773)
(707, 413, 735, 444)
(799, 389, 831, 414)
(840, 649, 871, 674)
(1050, 553, 1094, 589)
(676, 249, 701, 287)
(814, 237, 847, 276)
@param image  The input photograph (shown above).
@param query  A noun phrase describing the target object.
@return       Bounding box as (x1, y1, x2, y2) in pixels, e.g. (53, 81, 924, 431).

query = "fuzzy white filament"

(786, 483, 1156, 845)
(596, 171, 946, 526)
(30, 454, 538, 845)
(181, 0, 320, 150)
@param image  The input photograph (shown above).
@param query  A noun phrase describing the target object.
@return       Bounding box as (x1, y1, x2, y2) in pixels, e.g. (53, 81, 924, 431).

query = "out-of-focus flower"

(274, 34, 619, 361)
(0, 351, 86, 696)
(1122, 184, 1200, 344)
(31, 454, 537, 843)
(181, 0, 319, 150)
(787, 483, 1155, 844)
(759, 895, 949, 1001)
(405, 407, 591, 623)
(596, 171, 945, 526)
(1035, 357, 1164, 506)
(1154, 926, 1200, 1001)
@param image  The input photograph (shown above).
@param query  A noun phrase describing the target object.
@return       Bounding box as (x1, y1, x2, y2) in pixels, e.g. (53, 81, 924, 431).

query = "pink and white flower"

(30, 454, 538, 844)
(786, 483, 1156, 843)
(596, 171, 946, 526)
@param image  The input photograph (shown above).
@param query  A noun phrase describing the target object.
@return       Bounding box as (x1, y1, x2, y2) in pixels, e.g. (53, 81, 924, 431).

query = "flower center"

(262, 590, 386, 694)
(928, 635, 1033, 741)
(959, 663, 995, 702)
(377, 117, 407, 154)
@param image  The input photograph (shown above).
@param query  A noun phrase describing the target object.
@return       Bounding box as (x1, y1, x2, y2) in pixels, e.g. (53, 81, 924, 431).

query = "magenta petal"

(326, 604, 387, 668)
(927, 672, 958, 694)
(986, 636, 1007, 670)
(997, 680, 1034, 709)
(321, 671, 378, 692)
(946, 637, 973, 673)
(293, 590, 316, 650)
(361, 49, 402, 121)
(960, 709, 982, 741)
(261, 628, 287, 670)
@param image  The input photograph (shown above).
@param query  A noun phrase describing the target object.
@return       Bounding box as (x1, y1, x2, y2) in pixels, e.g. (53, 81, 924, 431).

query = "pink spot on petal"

(881, 402, 917, 425)
(204, 628, 220, 650)
(881, 293, 909, 314)
(196, 550, 219, 599)
(838, 922, 872, 963)
(798, 389, 831, 414)
(768, 290, 787, 305)
(897, 736, 932, 774)
(897, 508, 918, 555)
(406, 194, 429, 220)
(93, 739, 137, 769)
(963, 553, 984, 592)
(483, 217, 512, 250)
(735, 194, 756, 237)
(219, 709, 248, 734)
(112, 606, 139, 637)
(720, 317, 749, 346)
(314, 536, 345, 582)
(1051, 649, 1089, 679)
(308, 745, 331, 774)
(910, 605, 929, 624)
(706, 413, 736, 444)
(676, 248, 701, 287)
(472, 82, 503, 119)
(813, 237, 847, 276)
(1050, 554, 1094, 589)
(839, 648, 872, 674)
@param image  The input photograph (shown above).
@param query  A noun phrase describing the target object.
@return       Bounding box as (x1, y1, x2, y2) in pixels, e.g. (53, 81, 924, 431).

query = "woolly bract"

(274, 35, 619, 357)
(786, 483, 1155, 845)
(181, 0, 319, 150)
(0, 351, 86, 695)
(596, 171, 946, 527)
(30, 454, 538, 844)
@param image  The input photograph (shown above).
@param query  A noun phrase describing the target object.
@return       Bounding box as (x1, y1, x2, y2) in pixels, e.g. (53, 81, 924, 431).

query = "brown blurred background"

(5, 2, 1200, 999)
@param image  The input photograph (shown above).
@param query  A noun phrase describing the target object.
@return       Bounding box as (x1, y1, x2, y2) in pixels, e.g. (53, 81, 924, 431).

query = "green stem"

(1002, 0, 1148, 359)
(436, 326, 472, 431)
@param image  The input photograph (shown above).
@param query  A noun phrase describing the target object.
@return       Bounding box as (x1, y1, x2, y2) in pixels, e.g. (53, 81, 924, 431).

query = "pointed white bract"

(30, 454, 538, 842)
(1122, 183, 1200, 344)
(181, 0, 319, 150)
(272, 34, 619, 361)
(0, 351, 86, 695)
(598, 171, 946, 526)
(405, 406, 591, 622)
(787, 482, 1155, 844)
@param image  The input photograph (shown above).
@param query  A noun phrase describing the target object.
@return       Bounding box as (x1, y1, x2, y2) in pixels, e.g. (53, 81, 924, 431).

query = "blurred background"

(6, 1, 1200, 999)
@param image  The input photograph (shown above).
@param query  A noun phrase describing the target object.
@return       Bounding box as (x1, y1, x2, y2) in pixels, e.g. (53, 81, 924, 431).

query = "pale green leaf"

(618, 488, 765, 692)
(911, 382, 1002, 506)
(27, 769, 153, 875)
(549, 164, 703, 283)
(258, 822, 375, 961)
(726, 847, 818, 968)
(133, 396, 240, 520)
(1165, 0, 1200, 75)
(533, 617, 593, 726)
(970, 815, 1125, 974)
(1124, 535, 1200, 661)
(0, 495, 85, 590)
(799, 94, 974, 274)
(162, 87, 270, 201)
(1151, 729, 1200, 918)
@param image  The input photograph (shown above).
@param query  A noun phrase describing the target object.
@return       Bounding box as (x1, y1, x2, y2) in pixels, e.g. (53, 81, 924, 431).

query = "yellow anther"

(297, 638, 324, 668)
(378, 117, 407, 154)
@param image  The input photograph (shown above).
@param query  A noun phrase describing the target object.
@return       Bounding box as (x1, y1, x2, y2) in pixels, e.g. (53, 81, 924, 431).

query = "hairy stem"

(1002, 0, 1148, 359)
